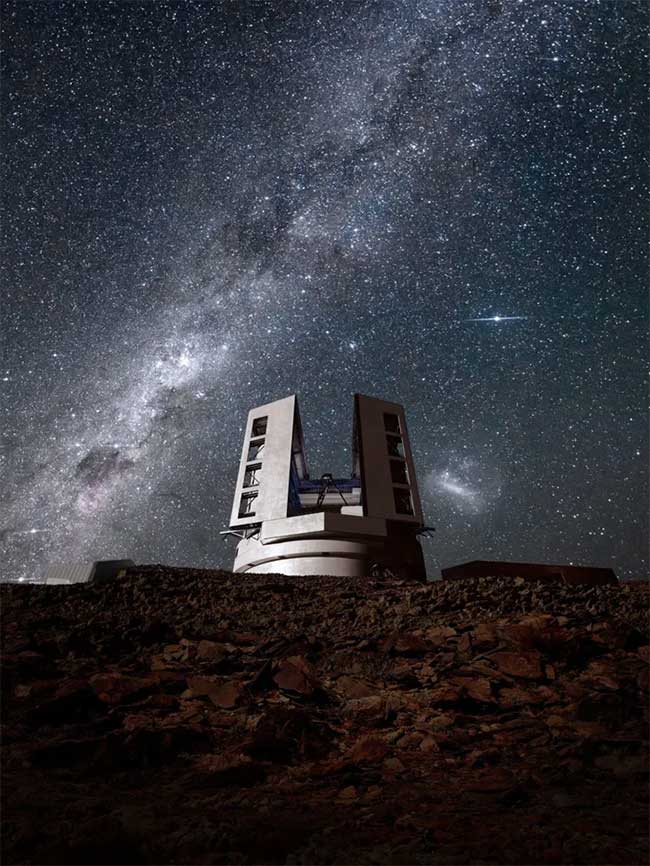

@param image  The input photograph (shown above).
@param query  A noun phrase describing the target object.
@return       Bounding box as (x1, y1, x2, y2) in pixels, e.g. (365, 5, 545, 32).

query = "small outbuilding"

(43, 559, 134, 585)
(440, 560, 618, 586)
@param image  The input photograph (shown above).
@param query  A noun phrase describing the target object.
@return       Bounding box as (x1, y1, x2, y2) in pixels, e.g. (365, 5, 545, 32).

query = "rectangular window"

(243, 463, 261, 488)
(386, 436, 405, 458)
(247, 439, 265, 461)
(384, 412, 401, 434)
(390, 459, 409, 485)
(252, 416, 268, 437)
(393, 488, 414, 515)
(238, 491, 258, 518)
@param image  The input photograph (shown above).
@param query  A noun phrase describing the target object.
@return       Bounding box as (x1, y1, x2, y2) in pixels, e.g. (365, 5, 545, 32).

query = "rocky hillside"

(2, 567, 648, 865)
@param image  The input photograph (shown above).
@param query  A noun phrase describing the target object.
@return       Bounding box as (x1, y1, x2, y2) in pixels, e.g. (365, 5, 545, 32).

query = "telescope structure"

(226, 394, 427, 579)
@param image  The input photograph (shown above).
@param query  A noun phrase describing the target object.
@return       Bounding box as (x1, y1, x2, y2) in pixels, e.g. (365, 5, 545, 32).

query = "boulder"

(272, 656, 317, 696)
(490, 651, 544, 679)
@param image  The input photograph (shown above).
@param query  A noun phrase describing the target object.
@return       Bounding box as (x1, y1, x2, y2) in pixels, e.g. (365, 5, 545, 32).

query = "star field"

(2, 0, 648, 581)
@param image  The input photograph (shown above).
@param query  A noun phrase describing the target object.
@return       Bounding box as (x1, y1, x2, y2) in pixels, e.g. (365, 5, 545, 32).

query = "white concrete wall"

(354, 394, 423, 524)
(260, 512, 387, 543)
(229, 395, 298, 528)
(44, 562, 95, 584)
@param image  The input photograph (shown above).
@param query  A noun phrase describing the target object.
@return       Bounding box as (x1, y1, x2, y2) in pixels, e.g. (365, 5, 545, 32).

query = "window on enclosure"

(386, 436, 405, 458)
(384, 412, 401, 434)
(247, 439, 265, 461)
(393, 487, 414, 515)
(244, 463, 262, 488)
(252, 416, 268, 437)
(238, 491, 258, 518)
(390, 459, 409, 485)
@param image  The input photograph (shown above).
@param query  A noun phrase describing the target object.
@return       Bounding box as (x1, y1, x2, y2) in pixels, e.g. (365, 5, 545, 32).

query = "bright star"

(466, 315, 528, 322)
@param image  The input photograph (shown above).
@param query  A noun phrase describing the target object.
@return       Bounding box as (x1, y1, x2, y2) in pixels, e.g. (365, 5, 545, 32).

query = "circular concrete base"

(233, 534, 426, 579)
(234, 536, 381, 577)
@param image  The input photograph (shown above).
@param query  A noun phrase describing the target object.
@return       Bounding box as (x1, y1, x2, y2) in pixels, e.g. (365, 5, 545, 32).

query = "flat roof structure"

(43, 559, 135, 585)
(441, 560, 618, 586)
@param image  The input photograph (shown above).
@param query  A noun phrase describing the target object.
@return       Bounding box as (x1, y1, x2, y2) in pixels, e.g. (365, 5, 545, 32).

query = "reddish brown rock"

(581, 659, 621, 691)
(162, 643, 190, 663)
(429, 712, 455, 730)
(195, 640, 227, 662)
(471, 623, 499, 651)
(348, 735, 389, 763)
(122, 712, 156, 733)
(272, 656, 317, 695)
(334, 675, 375, 699)
(424, 625, 457, 645)
(458, 676, 494, 703)
(490, 650, 544, 679)
(336, 785, 357, 801)
(637, 645, 650, 663)
(142, 693, 178, 710)
(208, 682, 244, 709)
(497, 622, 539, 649)
(342, 695, 394, 726)
(185, 676, 247, 709)
(193, 753, 266, 786)
(185, 674, 219, 698)
(466, 767, 516, 792)
(498, 685, 551, 707)
(429, 681, 464, 704)
(382, 756, 405, 775)
(396, 730, 424, 749)
(90, 672, 159, 705)
(386, 632, 429, 656)
(1, 568, 648, 866)
(13, 683, 32, 698)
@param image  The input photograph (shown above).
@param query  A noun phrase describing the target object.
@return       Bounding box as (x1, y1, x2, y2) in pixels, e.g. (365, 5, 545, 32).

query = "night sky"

(2, 0, 648, 582)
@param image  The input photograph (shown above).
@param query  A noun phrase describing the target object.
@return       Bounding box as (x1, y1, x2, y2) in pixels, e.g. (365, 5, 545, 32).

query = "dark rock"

(466, 767, 516, 792)
(490, 650, 544, 679)
(335, 675, 376, 699)
(89, 673, 161, 705)
(207, 682, 246, 709)
(195, 639, 227, 663)
(1, 568, 648, 866)
(348, 735, 389, 764)
(458, 676, 495, 703)
(31, 679, 105, 723)
(343, 695, 397, 727)
(272, 655, 317, 695)
(192, 753, 267, 787)
(244, 705, 332, 763)
(383, 632, 429, 656)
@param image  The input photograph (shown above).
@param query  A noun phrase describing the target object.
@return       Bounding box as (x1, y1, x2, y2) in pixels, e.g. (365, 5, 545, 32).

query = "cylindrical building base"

(233, 534, 426, 579)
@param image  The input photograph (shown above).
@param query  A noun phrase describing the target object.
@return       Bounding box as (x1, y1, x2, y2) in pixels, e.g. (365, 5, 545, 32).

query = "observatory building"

(225, 394, 427, 579)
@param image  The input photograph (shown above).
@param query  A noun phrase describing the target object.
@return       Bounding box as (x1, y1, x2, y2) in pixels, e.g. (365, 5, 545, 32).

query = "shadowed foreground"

(2, 567, 648, 865)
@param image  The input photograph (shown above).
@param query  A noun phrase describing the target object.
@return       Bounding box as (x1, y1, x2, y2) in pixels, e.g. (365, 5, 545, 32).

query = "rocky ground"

(1, 567, 648, 866)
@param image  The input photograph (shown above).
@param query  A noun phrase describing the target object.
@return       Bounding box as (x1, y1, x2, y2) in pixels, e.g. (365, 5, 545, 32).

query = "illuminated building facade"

(225, 394, 427, 579)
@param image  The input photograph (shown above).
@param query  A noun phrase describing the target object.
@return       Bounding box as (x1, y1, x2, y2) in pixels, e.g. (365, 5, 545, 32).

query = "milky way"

(2, 0, 648, 581)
